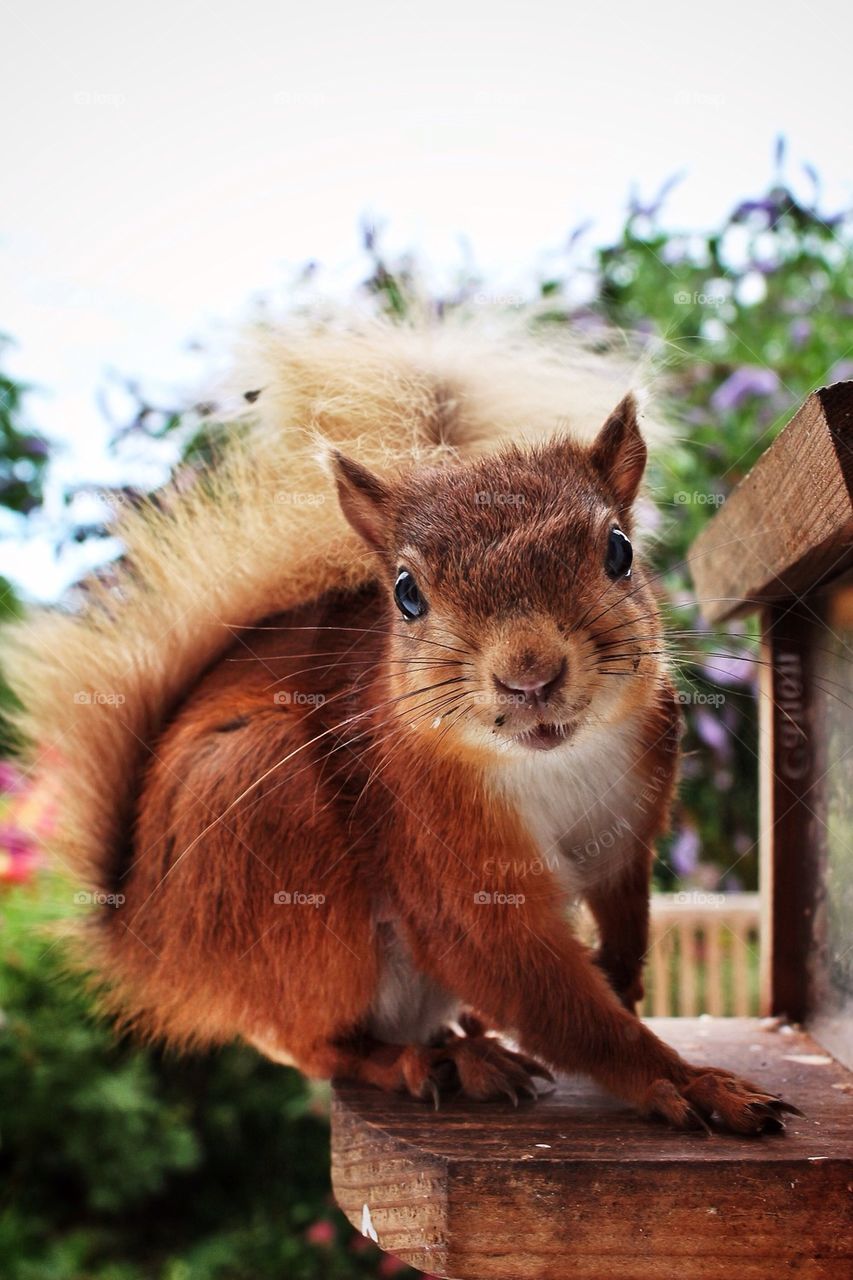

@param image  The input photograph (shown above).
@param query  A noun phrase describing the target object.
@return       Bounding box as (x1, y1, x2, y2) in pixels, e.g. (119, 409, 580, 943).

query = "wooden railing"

(642, 892, 760, 1017)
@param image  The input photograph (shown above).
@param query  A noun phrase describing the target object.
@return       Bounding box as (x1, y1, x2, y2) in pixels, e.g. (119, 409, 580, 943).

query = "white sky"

(3, 0, 852, 598)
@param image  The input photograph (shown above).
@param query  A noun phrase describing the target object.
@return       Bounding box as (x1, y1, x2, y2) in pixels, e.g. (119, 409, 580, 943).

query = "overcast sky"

(3, 0, 852, 597)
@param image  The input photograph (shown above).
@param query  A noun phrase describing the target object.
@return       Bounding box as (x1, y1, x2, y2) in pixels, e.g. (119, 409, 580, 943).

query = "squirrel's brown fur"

(4, 315, 655, 898)
(4, 313, 798, 1132)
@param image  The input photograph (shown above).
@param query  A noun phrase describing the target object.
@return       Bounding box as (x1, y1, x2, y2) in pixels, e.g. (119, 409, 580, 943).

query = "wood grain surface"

(331, 1018, 853, 1279)
(689, 382, 853, 624)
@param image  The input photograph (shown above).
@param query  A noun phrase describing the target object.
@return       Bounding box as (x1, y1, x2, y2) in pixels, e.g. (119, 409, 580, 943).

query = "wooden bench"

(332, 1018, 851, 1279)
(330, 383, 853, 1279)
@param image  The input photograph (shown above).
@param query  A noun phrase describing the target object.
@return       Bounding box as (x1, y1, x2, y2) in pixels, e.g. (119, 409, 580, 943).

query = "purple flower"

(20, 434, 50, 459)
(566, 219, 593, 251)
(711, 366, 780, 414)
(750, 258, 781, 276)
(699, 651, 754, 686)
(671, 827, 700, 877)
(828, 359, 853, 383)
(731, 196, 784, 224)
(694, 708, 730, 756)
(628, 172, 684, 221)
(789, 319, 811, 348)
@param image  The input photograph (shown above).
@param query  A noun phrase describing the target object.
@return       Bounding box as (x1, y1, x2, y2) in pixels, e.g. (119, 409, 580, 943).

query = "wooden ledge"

(689, 381, 853, 623)
(331, 1018, 853, 1280)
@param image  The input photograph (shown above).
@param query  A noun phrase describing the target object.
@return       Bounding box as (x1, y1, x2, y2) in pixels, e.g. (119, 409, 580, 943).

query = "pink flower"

(305, 1219, 336, 1247)
(0, 762, 26, 795)
(0, 826, 40, 884)
(377, 1255, 409, 1276)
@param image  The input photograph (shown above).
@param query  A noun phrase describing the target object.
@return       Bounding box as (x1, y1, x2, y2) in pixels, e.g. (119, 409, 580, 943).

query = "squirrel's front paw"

(642, 1065, 803, 1135)
(448, 1036, 555, 1104)
(399, 1037, 554, 1107)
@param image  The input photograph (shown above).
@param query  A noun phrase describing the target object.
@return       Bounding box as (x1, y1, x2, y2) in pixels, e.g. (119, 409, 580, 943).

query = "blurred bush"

(0, 873, 405, 1280)
(0, 337, 50, 755)
(1, 155, 852, 1277)
(0, 336, 49, 518)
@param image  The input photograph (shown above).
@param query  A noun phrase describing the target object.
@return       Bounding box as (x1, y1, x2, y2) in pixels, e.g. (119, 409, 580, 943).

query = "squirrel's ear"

(589, 393, 647, 509)
(330, 452, 391, 551)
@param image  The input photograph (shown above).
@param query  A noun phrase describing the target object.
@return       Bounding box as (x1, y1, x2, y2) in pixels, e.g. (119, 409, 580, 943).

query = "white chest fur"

(497, 715, 647, 897)
(365, 716, 652, 1045)
(367, 921, 460, 1045)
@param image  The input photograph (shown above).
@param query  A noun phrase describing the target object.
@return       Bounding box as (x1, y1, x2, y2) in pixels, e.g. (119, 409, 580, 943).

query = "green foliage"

(0, 336, 50, 518)
(0, 338, 50, 749)
(0, 575, 24, 755)
(0, 876, 400, 1280)
(583, 184, 853, 886)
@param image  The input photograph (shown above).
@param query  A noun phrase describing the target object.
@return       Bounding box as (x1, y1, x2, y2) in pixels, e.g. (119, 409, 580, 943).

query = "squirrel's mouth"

(512, 721, 573, 752)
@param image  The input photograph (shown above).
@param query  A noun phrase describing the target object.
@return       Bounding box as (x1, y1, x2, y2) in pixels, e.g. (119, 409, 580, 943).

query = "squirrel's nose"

(493, 657, 567, 708)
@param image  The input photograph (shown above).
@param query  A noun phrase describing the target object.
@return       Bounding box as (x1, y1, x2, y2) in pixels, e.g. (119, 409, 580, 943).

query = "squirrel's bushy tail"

(3, 311, 663, 895)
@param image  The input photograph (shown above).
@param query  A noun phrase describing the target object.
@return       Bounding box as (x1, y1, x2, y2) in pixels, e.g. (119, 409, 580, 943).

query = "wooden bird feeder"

(330, 384, 853, 1279)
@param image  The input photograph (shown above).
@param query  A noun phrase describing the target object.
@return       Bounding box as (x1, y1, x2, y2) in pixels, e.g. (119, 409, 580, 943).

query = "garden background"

(2, 164, 852, 1278)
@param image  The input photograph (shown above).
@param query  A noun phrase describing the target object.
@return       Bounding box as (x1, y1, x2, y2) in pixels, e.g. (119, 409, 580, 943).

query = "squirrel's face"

(332, 394, 664, 759)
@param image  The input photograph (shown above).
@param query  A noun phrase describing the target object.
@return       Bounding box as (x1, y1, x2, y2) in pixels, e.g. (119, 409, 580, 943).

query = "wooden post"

(758, 603, 822, 1022)
(690, 380, 853, 1025)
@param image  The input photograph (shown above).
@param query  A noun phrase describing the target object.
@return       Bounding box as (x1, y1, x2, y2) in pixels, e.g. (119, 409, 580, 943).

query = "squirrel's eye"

(605, 528, 633, 580)
(394, 569, 428, 620)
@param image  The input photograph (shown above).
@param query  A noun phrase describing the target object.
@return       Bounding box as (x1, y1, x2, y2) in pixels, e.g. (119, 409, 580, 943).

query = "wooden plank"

(705, 918, 724, 1016)
(650, 921, 671, 1017)
(331, 1018, 853, 1280)
(678, 920, 698, 1015)
(730, 919, 752, 1017)
(758, 603, 823, 1022)
(806, 577, 853, 1071)
(646, 897, 760, 1016)
(689, 382, 853, 624)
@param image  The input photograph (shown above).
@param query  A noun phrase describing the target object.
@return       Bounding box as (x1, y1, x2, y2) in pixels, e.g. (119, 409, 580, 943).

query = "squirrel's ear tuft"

(589, 393, 647, 509)
(330, 452, 391, 551)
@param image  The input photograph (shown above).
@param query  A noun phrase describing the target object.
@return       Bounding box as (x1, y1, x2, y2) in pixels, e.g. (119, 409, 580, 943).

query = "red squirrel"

(8, 317, 797, 1134)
